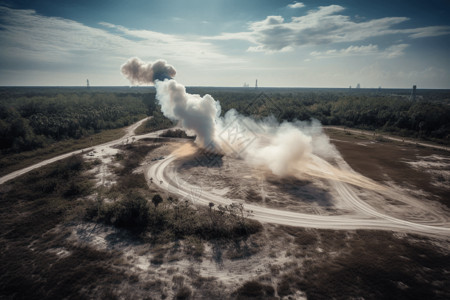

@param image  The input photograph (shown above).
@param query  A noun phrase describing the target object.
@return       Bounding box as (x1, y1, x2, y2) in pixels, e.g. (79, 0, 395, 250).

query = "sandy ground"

(325, 126, 450, 152)
(65, 220, 317, 299)
(5, 124, 449, 298)
(146, 139, 450, 238)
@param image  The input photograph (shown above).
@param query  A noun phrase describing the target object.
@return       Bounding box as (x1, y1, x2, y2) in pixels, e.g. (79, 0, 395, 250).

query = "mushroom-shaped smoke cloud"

(121, 57, 176, 84)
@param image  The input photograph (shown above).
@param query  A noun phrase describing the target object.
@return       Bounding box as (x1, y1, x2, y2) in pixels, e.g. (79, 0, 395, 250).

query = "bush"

(100, 194, 150, 231)
(175, 286, 192, 300)
(160, 129, 194, 139)
(235, 280, 275, 299)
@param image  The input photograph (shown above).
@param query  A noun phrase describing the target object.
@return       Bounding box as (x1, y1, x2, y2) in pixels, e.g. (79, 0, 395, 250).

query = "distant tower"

(410, 85, 417, 101)
(255, 79, 258, 89)
(87, 79, 90, 89)
(356, 83, 360, 89)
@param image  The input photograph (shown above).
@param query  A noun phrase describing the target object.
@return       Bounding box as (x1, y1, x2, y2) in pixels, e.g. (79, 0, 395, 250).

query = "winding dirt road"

(2, 118, 449, 238)
(147, 153, 450, 238)
(0, 117, 152, 185)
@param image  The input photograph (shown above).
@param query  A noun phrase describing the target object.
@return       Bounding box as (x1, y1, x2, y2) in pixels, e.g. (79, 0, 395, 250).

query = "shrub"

(159, 129, 194, 139)
(235, 280, 275, 299)
(100, 194, 150, 231)
(175, 286, 192, 300)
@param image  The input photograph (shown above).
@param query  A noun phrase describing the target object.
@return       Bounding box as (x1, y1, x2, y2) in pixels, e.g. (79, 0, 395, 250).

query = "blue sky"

(0, 0, 449, 88)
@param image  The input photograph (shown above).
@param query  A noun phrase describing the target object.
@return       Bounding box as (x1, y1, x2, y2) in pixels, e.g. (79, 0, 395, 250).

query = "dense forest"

(1, 87, 449, 156)
(191, 88, 450, 144)
(0, 91, 155, 153)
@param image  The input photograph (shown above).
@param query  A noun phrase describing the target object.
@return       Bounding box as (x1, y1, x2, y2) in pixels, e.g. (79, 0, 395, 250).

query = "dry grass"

(271, 227, 450, 300)
(0, 127, 126, 177)
(328, 129, 450, 208)
(0, 155, 128, 299)
(2, 137, 449, 299)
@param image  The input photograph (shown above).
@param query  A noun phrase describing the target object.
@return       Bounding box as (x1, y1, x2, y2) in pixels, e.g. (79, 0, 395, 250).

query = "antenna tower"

(410, 85, 416, 101)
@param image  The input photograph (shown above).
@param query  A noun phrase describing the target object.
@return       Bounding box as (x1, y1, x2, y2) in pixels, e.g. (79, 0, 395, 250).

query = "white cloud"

(288, 2, 305, 9)
(310, 43, 409, 59)
(405, 26, 450, 38)
(0, 6, 232, 81)
(384, 44, 409, 58)
(206, 4, 450, 53)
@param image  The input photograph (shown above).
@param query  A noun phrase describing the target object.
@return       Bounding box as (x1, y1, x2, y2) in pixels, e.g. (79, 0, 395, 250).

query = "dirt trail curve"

(3, 118, 449, 238)
(325, 126, 449, 152)
(0, 117, 153, 185)
(147, 154, 450, 238)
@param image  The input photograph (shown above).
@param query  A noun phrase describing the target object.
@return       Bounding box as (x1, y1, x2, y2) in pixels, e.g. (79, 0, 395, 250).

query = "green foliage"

(0, 126, 125, 177)
(135, 108, 174, 134)
(0, 92, 150, 153)
(198, 88, 450, 144)
(160, 129, 194, 139)
(89, 192, 261, 240)
(99, 194, 150, 231)
(0, 155, 92, 239)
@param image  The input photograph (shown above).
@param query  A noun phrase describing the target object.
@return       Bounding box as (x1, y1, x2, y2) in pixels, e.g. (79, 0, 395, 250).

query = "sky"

(0, 0, 449, 88)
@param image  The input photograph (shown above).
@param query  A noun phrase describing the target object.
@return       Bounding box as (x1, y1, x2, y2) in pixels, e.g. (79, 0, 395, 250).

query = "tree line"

(203, 89, 450, 144)
(2, 87, 449, 155)
(0, 92, 153, 153)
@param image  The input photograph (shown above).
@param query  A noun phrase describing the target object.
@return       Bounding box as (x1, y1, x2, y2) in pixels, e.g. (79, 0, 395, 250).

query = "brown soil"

(327, 130, 450, 208)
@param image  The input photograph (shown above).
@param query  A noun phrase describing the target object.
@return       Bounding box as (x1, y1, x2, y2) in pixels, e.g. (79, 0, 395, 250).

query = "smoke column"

(155, 80, 220, 148)
(121, 58, 337, 177)
(121, 58, 219, 148)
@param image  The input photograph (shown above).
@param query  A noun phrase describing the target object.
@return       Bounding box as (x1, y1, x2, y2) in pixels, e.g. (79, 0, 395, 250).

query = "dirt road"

(0, 117, 152, 185)
(3, 118, 449, 238)
(147, 153, 450, 238)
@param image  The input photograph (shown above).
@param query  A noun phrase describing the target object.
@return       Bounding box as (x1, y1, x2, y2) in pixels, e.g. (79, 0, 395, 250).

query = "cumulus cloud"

(206, 4, 450, 53)
(288, 2, 305, 9)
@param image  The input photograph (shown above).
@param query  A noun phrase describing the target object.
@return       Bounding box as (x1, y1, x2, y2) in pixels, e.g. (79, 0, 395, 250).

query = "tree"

(152, 194, 163, 208)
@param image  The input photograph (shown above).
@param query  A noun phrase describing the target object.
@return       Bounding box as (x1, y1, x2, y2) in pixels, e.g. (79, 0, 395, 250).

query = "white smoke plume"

(246, 123, 313, 176)
(155, 80, 220, 148)
(121, 57, 338, 177)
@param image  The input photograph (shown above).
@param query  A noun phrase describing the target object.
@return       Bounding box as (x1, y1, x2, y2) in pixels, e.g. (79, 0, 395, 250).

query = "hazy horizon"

(1, 0, 449, 88)
(1, 85, 448, 90)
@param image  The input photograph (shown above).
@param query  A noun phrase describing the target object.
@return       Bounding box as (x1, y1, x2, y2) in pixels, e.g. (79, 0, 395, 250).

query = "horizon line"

(1, 85, 448, 90)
